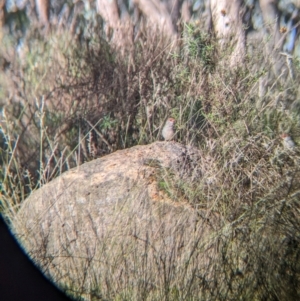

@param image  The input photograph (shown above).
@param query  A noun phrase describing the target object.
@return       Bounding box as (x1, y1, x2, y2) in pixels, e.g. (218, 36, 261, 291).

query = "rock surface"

(12, 141, 217, 299)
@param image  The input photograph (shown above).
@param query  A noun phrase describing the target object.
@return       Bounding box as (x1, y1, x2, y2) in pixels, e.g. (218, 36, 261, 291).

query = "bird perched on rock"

(162, 117, 176, 141)
(281, 133, 295, 150)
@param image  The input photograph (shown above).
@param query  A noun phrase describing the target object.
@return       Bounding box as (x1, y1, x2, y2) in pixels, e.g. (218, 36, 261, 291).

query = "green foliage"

(183, 22, 216, 70)
(100, 115, 118, 131)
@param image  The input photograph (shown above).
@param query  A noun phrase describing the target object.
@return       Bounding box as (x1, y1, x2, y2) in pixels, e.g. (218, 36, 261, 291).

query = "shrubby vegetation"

(1, 11, 300, 301)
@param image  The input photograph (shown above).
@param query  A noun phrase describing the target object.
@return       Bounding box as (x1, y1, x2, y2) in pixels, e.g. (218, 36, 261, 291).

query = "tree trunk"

(210, 0, 246, 66)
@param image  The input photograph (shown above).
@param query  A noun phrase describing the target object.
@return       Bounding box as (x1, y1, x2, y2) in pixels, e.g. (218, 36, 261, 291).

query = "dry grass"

(1, 15, 300, 301)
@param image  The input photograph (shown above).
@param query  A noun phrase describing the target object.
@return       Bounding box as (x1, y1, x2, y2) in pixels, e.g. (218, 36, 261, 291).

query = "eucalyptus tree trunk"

(35, 0, 49, 27)
(210, 0, 246, 66)
(97, 0, 134, 52)
(257, 0, 290, 100)
(259, 0, 281, 50)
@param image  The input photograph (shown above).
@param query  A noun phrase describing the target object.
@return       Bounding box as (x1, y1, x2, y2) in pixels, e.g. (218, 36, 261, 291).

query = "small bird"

(162, 117, 176, 141)
(281, 133, 295, 150)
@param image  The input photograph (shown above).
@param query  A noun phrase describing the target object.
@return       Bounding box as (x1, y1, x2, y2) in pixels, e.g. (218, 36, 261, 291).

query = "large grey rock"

(13, 142, 219, 299)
